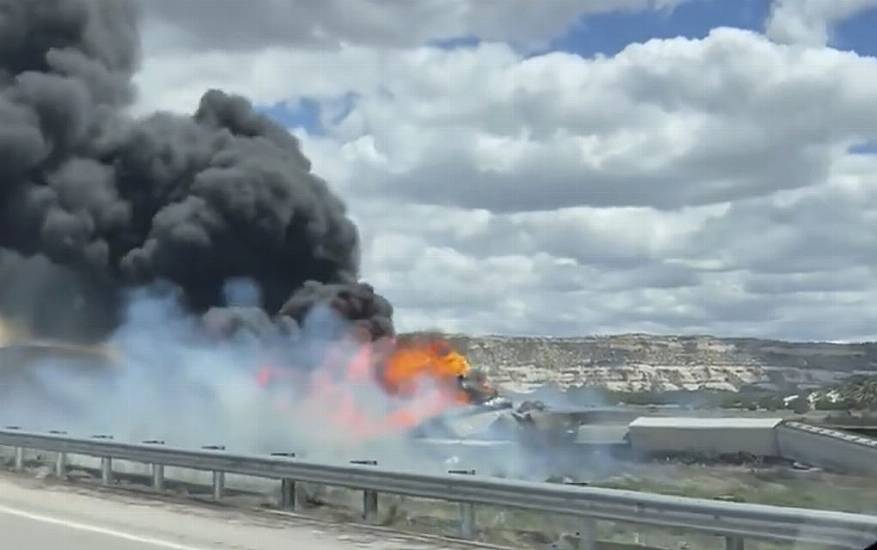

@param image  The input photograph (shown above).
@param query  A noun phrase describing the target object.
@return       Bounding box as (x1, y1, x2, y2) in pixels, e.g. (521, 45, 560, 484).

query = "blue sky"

(261, 99, 322, 134)
(265, 0, 877, 136)
(262, 0, 779, 134)
(139, 0, 877, 339)
(550, 0, 877, 58)
(547, 0, 771, 57)
(835, 8, 877, 57)
(261, 93, 360, 137)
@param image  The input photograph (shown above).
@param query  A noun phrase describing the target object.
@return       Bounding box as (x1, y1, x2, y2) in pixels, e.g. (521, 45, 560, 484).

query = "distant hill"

(409, 333, 877, 394)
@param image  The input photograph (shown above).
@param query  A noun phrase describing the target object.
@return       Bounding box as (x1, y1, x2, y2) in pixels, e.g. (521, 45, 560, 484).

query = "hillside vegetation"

(407, 333, 877, 394)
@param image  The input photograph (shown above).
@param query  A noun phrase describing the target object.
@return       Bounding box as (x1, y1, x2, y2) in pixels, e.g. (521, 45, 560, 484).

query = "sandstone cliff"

(426, 334, 877, 393)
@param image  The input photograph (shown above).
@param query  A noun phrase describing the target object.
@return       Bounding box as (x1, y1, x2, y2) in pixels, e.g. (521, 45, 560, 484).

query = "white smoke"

(222, 278, 263, 308)
(0, 284, 478, 471)
(5, 288, 260, 448)
(0, 283, 627, 482)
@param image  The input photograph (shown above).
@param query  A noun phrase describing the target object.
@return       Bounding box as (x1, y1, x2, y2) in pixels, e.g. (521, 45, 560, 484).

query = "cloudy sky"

(132, 0, 877, 341)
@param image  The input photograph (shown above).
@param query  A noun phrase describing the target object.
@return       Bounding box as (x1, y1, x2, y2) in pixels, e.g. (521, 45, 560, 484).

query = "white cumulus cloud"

(131, 2, 877, 340)
(766, 0, 877, 46)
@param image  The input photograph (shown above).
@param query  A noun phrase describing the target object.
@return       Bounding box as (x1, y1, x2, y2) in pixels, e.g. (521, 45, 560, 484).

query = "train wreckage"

(0, 335, 587, 448)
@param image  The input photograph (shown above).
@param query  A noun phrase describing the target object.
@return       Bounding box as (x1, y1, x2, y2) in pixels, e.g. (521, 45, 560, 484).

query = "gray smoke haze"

(0, 0, 580, 488)
(0, 288, 399, 456)
(0, 0, 392, 341)
(0, 288, 584, 482)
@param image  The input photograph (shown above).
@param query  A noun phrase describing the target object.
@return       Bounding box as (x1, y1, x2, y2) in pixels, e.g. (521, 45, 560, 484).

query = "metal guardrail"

(1, 428, 877, 549)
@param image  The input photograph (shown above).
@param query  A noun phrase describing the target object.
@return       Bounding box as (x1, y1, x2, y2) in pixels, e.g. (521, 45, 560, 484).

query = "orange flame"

(382, 339, 471, 398)
(261, 337, 475, 443)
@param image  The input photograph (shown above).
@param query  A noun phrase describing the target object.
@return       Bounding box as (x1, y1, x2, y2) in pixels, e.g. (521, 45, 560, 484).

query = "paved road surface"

(0, 472, 486, 549)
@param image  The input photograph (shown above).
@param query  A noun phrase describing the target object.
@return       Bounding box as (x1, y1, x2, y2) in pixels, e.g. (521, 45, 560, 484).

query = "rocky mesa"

(428, 333, 877, 394)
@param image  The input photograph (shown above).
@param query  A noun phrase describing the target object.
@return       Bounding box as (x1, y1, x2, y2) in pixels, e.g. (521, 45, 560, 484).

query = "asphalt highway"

(0, 472, 482, 549)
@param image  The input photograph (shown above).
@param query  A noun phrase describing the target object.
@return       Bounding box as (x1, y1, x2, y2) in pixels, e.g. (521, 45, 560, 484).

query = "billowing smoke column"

(0, 0, 393, 341)
(0, 0, 492, 464)
(0, 0, 477, 460)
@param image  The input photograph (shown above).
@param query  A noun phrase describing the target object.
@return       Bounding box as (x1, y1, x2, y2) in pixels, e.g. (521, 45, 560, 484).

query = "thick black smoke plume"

(0, 0, 393, 341)
(280, 281, 394, 341)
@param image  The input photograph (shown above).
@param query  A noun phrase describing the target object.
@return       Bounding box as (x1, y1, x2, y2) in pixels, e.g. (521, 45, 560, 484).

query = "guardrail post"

(212, 471, 225, 501)
(55, 452, 66, 478)
(725, 535, 744, 550)
(459, 501, 475, 539)
(49, 431, 67, 478)
(100, 457, 112, 485)
(363, 489, 378, 523)
(449, 469, 477, 539)
(271, 453, 297, 510)
(280, 478, 296, 510)
(351, 460, 378, 523)
(13, 446, 23, 471)
(578, 518, 597, 550)
(152, 463, 165, 491)
(92, 435, 114, 485)
(8, 425, 23, 471)
(144, 440, 165, 491)
(203, 445, 226, 501)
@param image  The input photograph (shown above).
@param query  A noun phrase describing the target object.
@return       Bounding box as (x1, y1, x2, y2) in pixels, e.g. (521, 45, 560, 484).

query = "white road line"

(0, 504, 211, 550)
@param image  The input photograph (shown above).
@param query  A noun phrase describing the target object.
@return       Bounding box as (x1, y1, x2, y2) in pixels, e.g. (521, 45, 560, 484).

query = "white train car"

(628, 416, 783, 457)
